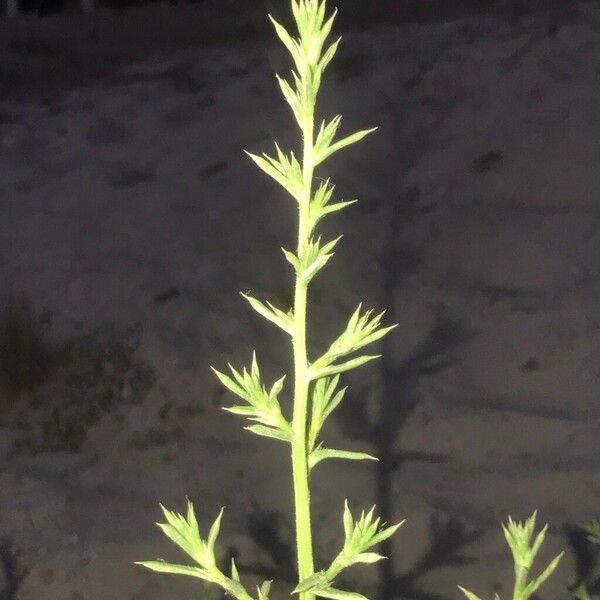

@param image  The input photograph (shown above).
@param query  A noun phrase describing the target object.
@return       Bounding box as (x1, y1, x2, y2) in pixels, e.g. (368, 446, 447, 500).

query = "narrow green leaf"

(284, 236, 342, 282)
(370, 520, 406, 546)
(314, 115, 342, 160)
(135, 561, 214, 581)
(223, 405, 256, 417)
(360, 324, 397, 347)
(319, 36, 341, 73)
(211, 367, 248, 402)
(156, 519, 198, 563)
(307, 179, 356, 230)
(309, 447, 378, 470)
(228, 361, 247, 389)
(308, 376, 345, 450)
(245, 149, 303, 201)
(216, 356, 290, 435)
(258, 580, 272, 600)
(457, 586, 484, 600)
(529, 523, 548, 563)
(314, 587, 369, 600)
(309, 354, 381, 379)
(315, 0, 326, 31)
(245, 424, 292, 442)
(320, 235, 343, 255)
(319, 7, 338, 47)
(321, 387, 346, 421)
(282, 247, 300, 270)
(354, 552, 386, 564)
(276, 74, 304, 127)
(231, 557, 240, 582)
(523, 552, 564, 597)
(315, 127, 378, 165)
(321, 199, 358, 216)
(328, 501, 404, 582)
(269, 15, 302, 65)
(302, 235, 343, 282)
(186, 499, 200, 539)
(269, 375, 286, 400)
(293, 0, 307, 39)
(245, 150, 290, 194)
(226, 405, 289, 430)
(158, 504, 182, 531)
(293, 571, 330, 594)
(310, 305, 395, 378)
(241, 292, 294, 334)
(343, 501, 353, 540)
(223, 578, 253, 600)
(206, 508, 224, 556)
(301, 251, 333, 282)
(291, 0, 300, 30)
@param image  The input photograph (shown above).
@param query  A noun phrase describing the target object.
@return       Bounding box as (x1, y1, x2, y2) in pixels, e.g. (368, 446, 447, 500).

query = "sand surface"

(0, 2, 599, 599)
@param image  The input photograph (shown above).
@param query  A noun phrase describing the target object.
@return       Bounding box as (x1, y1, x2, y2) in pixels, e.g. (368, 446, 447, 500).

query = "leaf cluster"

(308, 178, 356, 232)
(136, 502, 268, 600)
(270, 0, 339, 120)
(309, 305, 397, 380)
(293, 502, 404, 600)
(283, 236, 341, 284)
(247, 0, 376, 215)
(212, 353, 292, 442)
(246, 144, 303, 202)
(459, 511, 563, 600)
(307, 375, 376, 470)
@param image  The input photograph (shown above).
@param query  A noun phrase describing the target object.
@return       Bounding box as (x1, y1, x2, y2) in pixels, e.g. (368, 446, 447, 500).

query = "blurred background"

(1, 1, 599, 599)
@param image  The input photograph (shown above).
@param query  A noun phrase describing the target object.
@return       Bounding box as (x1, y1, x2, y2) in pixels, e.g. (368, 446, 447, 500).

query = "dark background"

(1, 1, 599, 599)
(1, 0, 582, 100)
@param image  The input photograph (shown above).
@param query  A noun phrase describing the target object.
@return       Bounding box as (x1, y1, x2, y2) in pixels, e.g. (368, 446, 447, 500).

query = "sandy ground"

(1, 1, 599, 599)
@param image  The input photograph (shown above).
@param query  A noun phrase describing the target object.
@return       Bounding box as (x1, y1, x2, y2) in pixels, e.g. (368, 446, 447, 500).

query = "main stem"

(513, 566, 528, 600)
(292, 106, 315, 600)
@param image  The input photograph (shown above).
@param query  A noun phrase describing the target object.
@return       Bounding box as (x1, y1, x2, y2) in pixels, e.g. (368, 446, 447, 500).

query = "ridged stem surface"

(291, 108, 315, 600)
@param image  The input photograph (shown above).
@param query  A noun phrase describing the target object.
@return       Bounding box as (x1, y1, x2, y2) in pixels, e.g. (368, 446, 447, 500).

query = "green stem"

(513, 566, 528, 600)
(291, 108, 315, 600)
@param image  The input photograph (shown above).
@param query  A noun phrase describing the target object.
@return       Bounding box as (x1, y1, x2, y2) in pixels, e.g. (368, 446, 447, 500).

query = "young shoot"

(459, 512, 563, 600)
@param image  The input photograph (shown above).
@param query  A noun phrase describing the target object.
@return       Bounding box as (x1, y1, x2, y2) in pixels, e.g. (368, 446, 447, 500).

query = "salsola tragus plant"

(137, 1, 565, 599)
(459, 512, 563, 600)
(137, 1, 401, 599)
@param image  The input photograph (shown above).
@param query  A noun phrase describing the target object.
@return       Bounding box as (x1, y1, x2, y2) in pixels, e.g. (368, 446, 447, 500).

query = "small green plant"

(136, 2, 565, 600)
(137, 1, 401, 599)
(459, 512, 563, 600)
